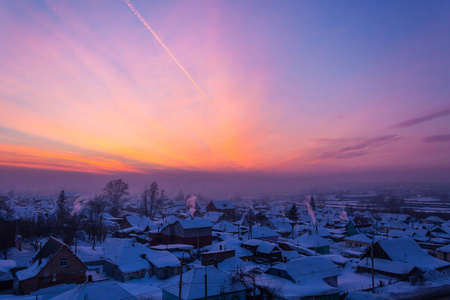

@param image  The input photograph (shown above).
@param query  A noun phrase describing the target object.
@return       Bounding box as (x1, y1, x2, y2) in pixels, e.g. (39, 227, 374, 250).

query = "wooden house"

(102, 240, 181, 281)
(161, 219, 213, 248)
(16, 237, 87, 294)
(206, 200, 236, 221)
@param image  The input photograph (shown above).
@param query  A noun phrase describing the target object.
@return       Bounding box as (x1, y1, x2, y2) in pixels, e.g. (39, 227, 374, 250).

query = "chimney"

(87, 274, 93, 282)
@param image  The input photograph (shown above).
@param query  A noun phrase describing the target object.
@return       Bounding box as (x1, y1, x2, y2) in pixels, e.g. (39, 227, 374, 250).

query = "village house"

(204, 239, 253, 262)
(16, 237, 87, 294)
(356, 258, 417, 281)
(260, 256, 341, 299)
(206, 200, 236, 221)
(161, 265, 247, 300)
(345, 233, 372, 248)
(201, 249, 235, 266)
(102, 239, 181, 281)
(161, 219, 213, 248)
(371, 237, 450, 271)
(122, 215, 158, 232)
(242, 239, 282, 263)
(436, 244, 450, 262)
(346, 216, 373, 236)
(294, 231, 331, 254)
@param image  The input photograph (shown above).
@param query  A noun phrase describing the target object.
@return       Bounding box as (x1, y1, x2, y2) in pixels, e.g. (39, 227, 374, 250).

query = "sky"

(1, 1, 449, 195)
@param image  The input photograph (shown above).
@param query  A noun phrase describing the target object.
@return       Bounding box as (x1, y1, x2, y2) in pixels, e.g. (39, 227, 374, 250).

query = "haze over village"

(1, 0, 450, 299)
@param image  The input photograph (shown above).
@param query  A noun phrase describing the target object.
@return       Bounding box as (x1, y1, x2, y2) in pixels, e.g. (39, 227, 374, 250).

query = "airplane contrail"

(123, 0, 219, 113)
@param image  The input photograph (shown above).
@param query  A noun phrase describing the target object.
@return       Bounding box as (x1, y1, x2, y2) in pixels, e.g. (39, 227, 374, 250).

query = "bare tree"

(142, 182, 168, 218)
(229, 265, 260, 298)
(141, 187, 149, 217)
(103, 179, 129, 217)
(56, 190, 69, 224)
(244, 209, 256, 239)
(86, 195, 108, 243)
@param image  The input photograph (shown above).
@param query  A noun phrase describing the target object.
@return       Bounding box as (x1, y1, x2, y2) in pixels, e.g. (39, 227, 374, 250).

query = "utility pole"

(371, 236, 375, 293)
(204, 266, 208, 300)
(179, 252, 184, 300)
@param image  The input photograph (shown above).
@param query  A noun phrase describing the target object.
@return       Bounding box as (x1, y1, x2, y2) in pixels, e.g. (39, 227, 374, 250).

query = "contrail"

(123, 0, 219, 113)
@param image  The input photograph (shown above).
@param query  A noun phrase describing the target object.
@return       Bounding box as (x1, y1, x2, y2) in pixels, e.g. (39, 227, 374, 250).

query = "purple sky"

(1, 1, 449, 195)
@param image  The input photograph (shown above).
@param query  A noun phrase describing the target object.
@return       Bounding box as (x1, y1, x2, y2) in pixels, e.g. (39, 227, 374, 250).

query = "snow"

(256, 242, 280, 254)
(178, 219, 212, 229)
(51, 281, 137, 300)
(204, 239, 253, 259)
(267, 256, 341, 283)
(102, 239, 180, 273)
(357, 258, 415, 275)
(160, 265, 245, 299)
(345, 233, 372, 244)
(377, 237, 450, 271)
(16, 257, 50, 281)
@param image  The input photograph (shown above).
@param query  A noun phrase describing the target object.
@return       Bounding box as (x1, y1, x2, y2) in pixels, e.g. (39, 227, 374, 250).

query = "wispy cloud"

(392, 107, 450, 128)
(316, 135, 399, 160)
(423, 134, 450, 143)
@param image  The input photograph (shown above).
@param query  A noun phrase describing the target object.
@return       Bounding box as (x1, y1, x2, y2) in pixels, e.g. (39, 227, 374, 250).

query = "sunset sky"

(1, 1, 449, 194)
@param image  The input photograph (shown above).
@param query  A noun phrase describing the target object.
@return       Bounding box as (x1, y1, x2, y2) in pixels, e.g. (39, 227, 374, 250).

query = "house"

(372, 237, 450, 271)
(423, 216, 446, 225)
(201, 249, 235, 266)
(102, 239, 180, 281)
(265, 256, 341, 286)
(16, 237, 87, 294)
(204, 239, 253, 262)
(244, 226, 280, 242)
(294, 232, 331, 254)
(202, 211, 227, 223)
(436, 244, 450, 262)
(345, 233, 372, 248)
(206, 200, 236, 221)
(259, 218, 292, 237)
(346, 217, 373, 236)
(0, 260, 15, 292)
(212, 220, 239, 233)
(356, 258, 417, 280)
(161, 265, 247, 300)
(51, 281, 138, 300)
(161, 219, 213, 248)
(123, 215, 157, 232)
(260, 256, 341, 299)
(242, 239, 282, 263)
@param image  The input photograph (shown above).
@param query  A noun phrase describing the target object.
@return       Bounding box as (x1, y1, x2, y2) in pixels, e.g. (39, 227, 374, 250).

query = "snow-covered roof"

(211, 200, 235, 209)
(436, 244, 450, 253)
(51, 281, 137, 300)
(267, 256, 341, 283)
(256, 273, 338, 299)
(102, 240, 180, 273)
(345, 233, 371, 244)
(256, 242, 280, 254)
(357, 258, 415, 275)
(125, 215, 157, 231)
(377, 237, 450, 271)
(0, 260, 16, 281)
(247, 226, 280, 240)
(178, 219, 212, 229)
(212, 220, 239, 233)
(281, 250, 303, 261)
(160, 266, 245, 299)
(425, 216, 445, 223)
(294, 232, 331, 249)
(202, 211, 225, 223)
(205, 239, 252, 258)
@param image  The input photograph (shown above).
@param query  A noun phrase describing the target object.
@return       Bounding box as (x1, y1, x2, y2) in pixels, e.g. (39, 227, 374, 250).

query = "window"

(60, 258, 67, 267)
